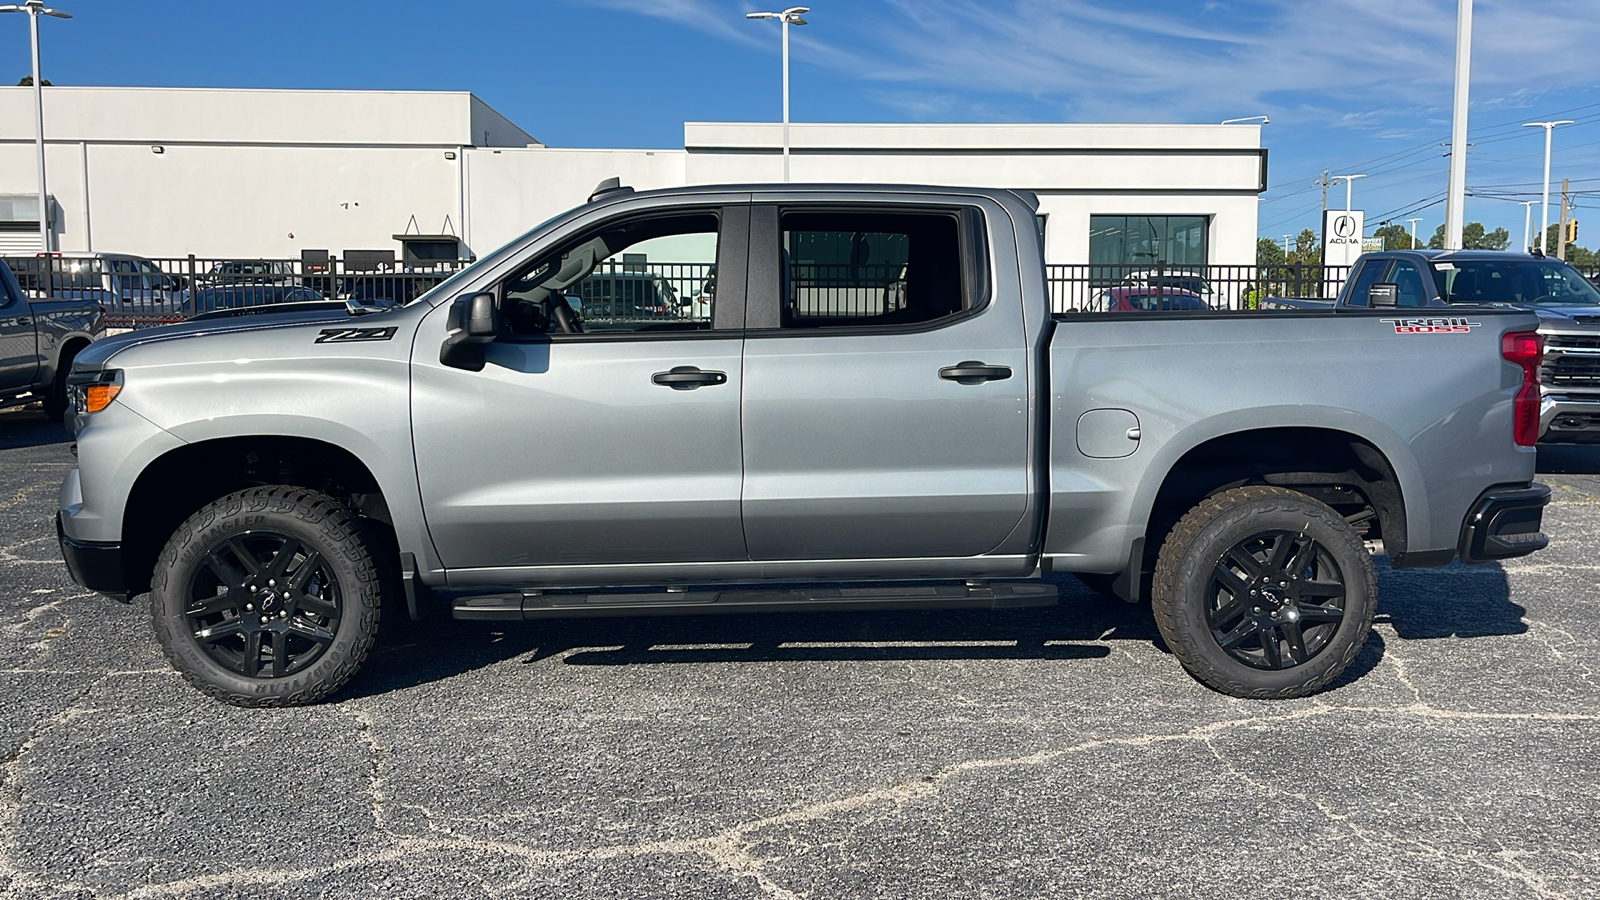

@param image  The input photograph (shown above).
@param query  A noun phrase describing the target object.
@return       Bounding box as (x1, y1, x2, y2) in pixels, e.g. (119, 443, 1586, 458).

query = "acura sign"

(1323, 210, 1365, 267)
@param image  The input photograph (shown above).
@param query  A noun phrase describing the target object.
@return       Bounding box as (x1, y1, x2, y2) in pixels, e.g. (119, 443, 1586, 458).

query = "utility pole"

(1318, 169, 1331, 265)
(1557, 178, 1571, 261)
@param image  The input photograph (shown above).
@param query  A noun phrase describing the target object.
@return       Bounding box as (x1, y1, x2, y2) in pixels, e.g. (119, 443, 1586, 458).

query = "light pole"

(1444, 0, 1471, 250)
(1521, 201, 1536, 252)
(1406, 217, 1424, 249)
(1331, 174, 1366, 211)
(1523, 120, 1573, 253)
(746, 6, 808, 183)
(0, 0, 71, 255)
(1282, 234, 1293, 256)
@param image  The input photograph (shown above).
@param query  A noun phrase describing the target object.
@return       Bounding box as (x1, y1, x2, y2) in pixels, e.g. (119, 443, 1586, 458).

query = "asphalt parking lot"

(2, 405, 1598, 899)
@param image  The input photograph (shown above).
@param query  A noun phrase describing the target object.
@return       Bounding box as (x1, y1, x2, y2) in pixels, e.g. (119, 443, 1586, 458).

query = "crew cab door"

(738, 200, 1033, 563)
(411, 203, 749, 574)
(0, 263, 38, 393)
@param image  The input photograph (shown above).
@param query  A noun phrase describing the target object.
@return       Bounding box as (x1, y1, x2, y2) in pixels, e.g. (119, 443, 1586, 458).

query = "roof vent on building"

(589, 177, 634, 203)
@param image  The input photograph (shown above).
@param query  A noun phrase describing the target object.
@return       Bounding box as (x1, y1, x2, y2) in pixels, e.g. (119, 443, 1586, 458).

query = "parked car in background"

(572, 271, 679, 320)
(1119, 270, 1214, 302)
(1090, 287, 1210, 312)
(203, 260, 296, 286)
(0, 259, 103, 419)
(1303, 249, 1600, 444)
(190, 284, 323, 315)
(3, 253, 187, 316)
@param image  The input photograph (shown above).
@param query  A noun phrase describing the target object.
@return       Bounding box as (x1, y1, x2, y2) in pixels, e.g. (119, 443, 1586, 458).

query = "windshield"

(1432, 259, 1600, 308)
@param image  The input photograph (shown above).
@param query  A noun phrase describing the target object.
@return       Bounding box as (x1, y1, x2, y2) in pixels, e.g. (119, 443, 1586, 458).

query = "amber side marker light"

(83, 383, 121, 413)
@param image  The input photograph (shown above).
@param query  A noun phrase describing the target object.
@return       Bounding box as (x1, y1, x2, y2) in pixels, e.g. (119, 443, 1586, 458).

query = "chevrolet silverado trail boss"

(55, 183, 1551, 707)
(0, 259, 102, 420)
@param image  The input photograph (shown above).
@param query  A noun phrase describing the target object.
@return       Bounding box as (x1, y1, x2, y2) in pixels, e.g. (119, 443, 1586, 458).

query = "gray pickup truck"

(0, 259, 103, 420)
(55, 183, 1551, 707)
(1300, 249, 1600, 444)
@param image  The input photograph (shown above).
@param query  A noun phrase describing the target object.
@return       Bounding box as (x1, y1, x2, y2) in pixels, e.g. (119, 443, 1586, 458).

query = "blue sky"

(12, 0, 1600, 245)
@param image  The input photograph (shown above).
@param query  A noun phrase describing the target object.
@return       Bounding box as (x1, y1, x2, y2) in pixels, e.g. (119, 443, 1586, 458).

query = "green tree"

(1257, 237, 1286, 267)
(1542, 223, 1596, 265)
(1373, 223, 1417, 250)
(1427, 222, 1510, 250)
(1290, 228, 1321, 267)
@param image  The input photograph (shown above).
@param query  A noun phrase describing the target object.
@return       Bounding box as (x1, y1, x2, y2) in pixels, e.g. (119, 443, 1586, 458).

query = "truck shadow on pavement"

(346, 562, 1522, 700)
(0, 408, 70, 450)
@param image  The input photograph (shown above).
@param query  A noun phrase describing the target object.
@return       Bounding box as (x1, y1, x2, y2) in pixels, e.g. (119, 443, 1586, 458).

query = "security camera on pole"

(1322, 174, 1366, 270)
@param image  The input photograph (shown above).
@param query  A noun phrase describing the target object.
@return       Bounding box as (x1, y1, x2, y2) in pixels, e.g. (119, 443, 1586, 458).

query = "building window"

(1089, 215, 1209, 268)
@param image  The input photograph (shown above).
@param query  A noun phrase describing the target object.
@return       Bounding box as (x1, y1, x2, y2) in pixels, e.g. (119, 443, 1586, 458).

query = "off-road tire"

(152, 486, 382, 707)
(1151, 485, 1376, 699)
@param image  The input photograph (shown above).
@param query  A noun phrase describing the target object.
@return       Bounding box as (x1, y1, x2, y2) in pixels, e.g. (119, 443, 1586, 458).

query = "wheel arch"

(121, 436, 396, 596)
(1137, 422, 1416, 568)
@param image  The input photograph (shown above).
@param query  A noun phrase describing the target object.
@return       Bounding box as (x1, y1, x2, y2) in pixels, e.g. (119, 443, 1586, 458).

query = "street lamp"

(1407, 217, 1424, 249)
(1523, 120, 1573, 253)
(1331, 174, 1367, 211)
(1520, 201, 1536, 253)
(0, 0, 71, 255)
(746, 6, 808, 183)
(1220, 116, 1270, 125)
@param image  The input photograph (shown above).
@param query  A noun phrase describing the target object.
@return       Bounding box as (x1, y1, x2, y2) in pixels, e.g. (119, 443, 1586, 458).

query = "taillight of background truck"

(1501, 331, 1543, 447)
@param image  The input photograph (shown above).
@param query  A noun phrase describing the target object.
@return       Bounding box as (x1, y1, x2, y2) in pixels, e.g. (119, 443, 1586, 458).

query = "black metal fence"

(4, 254, 472, 329)
(23, 254, 1600, 329)
(1045, 263, 1352, 314)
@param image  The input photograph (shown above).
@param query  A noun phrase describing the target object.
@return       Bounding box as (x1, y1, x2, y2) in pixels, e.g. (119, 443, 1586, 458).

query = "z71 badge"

(315, 326, 398, 343)
(1379, 317, 1481, 334)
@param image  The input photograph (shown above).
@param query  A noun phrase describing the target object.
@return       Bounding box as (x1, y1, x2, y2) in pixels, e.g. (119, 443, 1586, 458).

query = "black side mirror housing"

(1368, 283, 1399, 308)
(440, 291, 500, 371)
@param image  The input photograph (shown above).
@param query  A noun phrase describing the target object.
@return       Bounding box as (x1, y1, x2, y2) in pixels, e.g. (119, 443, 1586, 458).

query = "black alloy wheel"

(152, 486, 382, 707)
(184, 531, 343, 679)
(1206, 530, 1347, 670)
(1151, 485, 1377, 699)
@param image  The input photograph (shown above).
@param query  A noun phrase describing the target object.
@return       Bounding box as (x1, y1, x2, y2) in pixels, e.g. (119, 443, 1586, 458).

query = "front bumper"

(1459, 483, 1550, 564)
(56, 512, 128, 600)
(1539, 395, 1600, 444)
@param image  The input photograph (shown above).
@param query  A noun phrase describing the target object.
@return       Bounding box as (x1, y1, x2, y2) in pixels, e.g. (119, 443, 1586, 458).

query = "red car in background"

(1092, 286, 1210, 312)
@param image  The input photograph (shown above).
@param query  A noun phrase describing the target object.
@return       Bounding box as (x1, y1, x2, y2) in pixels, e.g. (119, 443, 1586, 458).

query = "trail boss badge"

(1380, 317, 1481, 334)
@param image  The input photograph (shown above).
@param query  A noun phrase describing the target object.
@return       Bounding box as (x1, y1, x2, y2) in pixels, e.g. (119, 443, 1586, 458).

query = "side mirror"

(1368, 283, 1399, 308)
(440, 291, 500, 371)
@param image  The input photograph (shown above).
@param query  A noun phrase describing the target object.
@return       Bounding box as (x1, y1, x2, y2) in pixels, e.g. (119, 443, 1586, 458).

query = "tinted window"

(1089, 215, 1209, 267)
(778, 211, 967, 328)
(1433, 259, 1600, 307)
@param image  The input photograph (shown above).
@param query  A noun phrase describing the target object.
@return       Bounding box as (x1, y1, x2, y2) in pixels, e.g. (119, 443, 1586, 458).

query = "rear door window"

(1389, 260, 1429, 308)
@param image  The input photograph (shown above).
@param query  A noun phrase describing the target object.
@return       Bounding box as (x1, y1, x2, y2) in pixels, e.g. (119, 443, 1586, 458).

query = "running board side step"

(451, 582, 1059, 621)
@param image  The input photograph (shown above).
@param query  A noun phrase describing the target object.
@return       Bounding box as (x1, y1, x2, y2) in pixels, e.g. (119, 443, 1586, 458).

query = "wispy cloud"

(580, 0, 1600, 129)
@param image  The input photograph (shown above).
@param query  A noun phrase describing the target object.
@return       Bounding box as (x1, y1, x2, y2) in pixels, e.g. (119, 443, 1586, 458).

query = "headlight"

(67, 369, 123, 415)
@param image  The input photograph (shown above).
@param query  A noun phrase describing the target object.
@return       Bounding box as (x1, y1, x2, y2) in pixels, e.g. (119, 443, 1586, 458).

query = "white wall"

(462, 147, 687, 255)
(0, 90, 1264, 264)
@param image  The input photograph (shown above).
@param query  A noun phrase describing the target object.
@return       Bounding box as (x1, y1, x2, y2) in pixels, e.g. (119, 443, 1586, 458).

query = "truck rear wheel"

(151, 486, 382, 707)
(1151, 486, 1376, 699)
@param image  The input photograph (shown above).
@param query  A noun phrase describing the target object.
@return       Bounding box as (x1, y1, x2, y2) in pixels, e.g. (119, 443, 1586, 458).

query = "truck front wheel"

(151, 486, 383, 707)
(1151, 486, 1377, 699)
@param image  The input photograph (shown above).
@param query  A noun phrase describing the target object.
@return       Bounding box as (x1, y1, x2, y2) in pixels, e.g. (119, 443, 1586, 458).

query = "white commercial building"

(0, 86, 1264, 267)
